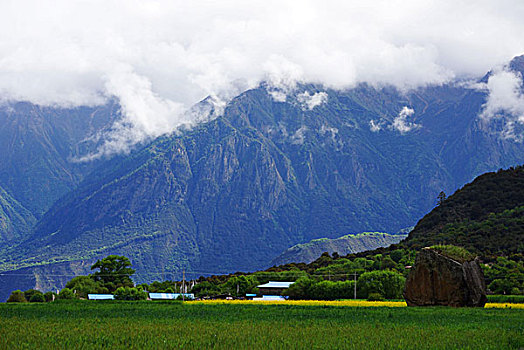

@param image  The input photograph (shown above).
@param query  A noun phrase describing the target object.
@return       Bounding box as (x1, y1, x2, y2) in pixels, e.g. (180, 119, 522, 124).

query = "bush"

(487, 295, 524, 303)
(29, 292, 46, 303)
(358, 270, 406, 299)
(7, 290, 27, 303)
(283, 278, 356, 300)
(23, 289, 41, 301)
(114, 287, 147, 301)
(65, 276, 107, 298)
(367, 293, 385, 301)
(430, 245, 476, 263)
(44, 292, 56, 302)
(57, 288, 76, 300)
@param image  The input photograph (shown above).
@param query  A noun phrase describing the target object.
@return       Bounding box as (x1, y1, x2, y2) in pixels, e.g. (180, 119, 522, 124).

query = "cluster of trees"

(7, 255, 144, 302)
(282, 270, 405, 300)
(189, 252, 410, 300)
(7, 289, 55, 303)
(483, 256, 524, 295)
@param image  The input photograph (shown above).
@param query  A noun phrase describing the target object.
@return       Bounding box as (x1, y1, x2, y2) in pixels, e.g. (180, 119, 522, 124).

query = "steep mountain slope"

(0, 102, 117, 218)
(270, 232, 407, 266)
(0, 185, 36, 245)
(1, 58, 524, 300)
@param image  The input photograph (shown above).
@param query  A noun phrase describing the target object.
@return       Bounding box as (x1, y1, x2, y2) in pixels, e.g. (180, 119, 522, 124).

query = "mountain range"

(0, 56, 523, 301)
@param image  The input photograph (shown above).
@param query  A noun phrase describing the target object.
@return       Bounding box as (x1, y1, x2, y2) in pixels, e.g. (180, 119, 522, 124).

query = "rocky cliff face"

(404, 248, 487, 307)
(0, 186, 36, 245)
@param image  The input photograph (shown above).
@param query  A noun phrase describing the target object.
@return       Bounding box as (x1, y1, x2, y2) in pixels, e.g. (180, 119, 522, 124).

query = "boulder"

(404, 247, 487, 307)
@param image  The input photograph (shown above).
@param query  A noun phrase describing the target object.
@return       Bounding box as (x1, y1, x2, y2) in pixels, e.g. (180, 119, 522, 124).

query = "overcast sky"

(1, 0, 524, 156)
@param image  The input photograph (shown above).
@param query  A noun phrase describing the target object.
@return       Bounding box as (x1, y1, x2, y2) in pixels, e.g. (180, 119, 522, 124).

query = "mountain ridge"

(0, 57, 523, 300)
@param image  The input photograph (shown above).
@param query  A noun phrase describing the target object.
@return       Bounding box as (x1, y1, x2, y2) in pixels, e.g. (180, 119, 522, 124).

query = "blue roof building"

(88, 294, 114, 300)
(256, 281, 294, 297)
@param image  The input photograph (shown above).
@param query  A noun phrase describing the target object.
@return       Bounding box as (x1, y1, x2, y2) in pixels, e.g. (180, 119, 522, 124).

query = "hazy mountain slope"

(0, 185, 36, 245)
(271, 232, 408, 266)
(1, 58, 524, 301)
(0, 102, 117, 218)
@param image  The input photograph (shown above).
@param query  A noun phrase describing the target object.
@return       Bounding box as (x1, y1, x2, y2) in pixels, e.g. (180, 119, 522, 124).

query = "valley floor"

(0, 301, 522, 349)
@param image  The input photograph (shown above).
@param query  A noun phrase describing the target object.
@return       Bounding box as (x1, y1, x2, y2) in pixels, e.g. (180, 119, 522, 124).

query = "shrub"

(65, 276, 107, 298)
(44, 292, 56, 302)
(367, 293, 385, 301)
(7, 290, 27, 303)
(23, 289, 41, 301)
(29, 292, 46, 303)
(358, 270, 406, 299)
(57, 288, 76, 300)
(487, 294, 524, 303)
(430, 245, 475, 263)
(114, 287, 147, 301)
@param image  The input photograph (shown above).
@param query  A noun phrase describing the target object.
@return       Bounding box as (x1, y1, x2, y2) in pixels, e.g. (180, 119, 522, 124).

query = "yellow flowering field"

(195, 299, 524, 309)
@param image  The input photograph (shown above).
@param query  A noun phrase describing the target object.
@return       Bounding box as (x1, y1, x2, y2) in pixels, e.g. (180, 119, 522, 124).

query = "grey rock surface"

(404, 248, 487, 307)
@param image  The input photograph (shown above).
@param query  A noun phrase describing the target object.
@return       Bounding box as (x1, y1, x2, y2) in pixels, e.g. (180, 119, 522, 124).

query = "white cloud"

(0, 0, 523, 154)
(479, 70, 524, 141)
(297, 91, 328, 110)
(390, 107, 419, 133)
(369, 120, 382, 132)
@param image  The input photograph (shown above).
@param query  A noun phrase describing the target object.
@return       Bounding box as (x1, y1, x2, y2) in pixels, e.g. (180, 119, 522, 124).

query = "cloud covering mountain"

(1, 0, 524, 156)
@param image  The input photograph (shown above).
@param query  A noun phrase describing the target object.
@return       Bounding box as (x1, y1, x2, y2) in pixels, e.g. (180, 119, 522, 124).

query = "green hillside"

(406, 166, 524, 256)
(271, 232, 407, 265)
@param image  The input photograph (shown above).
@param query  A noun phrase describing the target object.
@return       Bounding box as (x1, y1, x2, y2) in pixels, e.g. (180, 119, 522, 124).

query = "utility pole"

(354, 273, 357, 300)
(182, 270, 185, 302)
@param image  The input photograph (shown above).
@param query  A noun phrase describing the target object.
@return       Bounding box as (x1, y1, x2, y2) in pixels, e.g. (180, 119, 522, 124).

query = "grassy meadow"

(1, 300, 523, 349)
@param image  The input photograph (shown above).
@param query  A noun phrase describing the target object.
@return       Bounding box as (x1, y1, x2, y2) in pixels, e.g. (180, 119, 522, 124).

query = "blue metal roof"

(88, 294, 114, 300)
(257, 281, 294, 289)
(149, 293, 195, 300)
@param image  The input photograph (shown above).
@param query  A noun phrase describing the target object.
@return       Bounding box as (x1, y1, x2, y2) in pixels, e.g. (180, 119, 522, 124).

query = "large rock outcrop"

(404, 247, 487, 307)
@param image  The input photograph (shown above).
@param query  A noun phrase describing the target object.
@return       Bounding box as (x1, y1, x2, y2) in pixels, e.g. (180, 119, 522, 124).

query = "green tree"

(358, 270, 406, 299)
(23, 289, 41, 301)
(29, 292, 45, 303)
(221, 275, 259, 297)
(44, 291, 56, 302)
(283, 277, 315, 300)
(114, 287, 147, 300)
(91, 255, 135, 292)
(65, 276, 107, 298)
(57, 288, 76, 300)
(437, 191, 447, 206)
(6, 290, 27, 303)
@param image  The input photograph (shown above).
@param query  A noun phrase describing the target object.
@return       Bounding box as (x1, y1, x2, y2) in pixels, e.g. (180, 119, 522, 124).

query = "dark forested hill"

(405, 166, 524, 256)
(1, 57, 524, 301)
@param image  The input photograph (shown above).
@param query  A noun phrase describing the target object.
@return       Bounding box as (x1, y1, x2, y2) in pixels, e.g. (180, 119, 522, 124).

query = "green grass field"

(1, 300, 523, 349)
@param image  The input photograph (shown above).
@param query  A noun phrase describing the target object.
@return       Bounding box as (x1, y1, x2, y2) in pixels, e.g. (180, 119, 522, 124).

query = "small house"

(88, 294, 114, 300)
(256, 281, 294, 296)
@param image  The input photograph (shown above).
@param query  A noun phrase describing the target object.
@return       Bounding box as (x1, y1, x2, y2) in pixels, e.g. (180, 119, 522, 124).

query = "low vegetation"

(0, 301, 522, 349)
